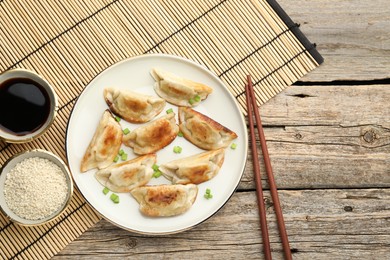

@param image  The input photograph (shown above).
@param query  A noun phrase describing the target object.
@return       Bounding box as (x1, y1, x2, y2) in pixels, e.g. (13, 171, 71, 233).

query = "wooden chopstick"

(246, 75, 292, 260)
(245, 82, 272, 260)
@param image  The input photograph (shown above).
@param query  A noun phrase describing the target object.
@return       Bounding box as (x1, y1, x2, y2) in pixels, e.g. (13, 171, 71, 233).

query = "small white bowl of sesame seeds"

(0, 149, 73, 226)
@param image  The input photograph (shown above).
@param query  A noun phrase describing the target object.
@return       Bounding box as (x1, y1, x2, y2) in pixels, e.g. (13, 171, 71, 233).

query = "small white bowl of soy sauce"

(0, 69, 58, 143)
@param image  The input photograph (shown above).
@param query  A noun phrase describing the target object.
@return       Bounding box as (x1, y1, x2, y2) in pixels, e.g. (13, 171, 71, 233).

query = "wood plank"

(54, 188, 390, 259)
(277, 0, 390, 81)
(238, 84, 390, 190)
(260, 85, 390, 127)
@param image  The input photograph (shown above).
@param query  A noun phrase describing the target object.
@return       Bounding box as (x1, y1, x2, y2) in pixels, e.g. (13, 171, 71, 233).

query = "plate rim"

(65, 53, 248, 235)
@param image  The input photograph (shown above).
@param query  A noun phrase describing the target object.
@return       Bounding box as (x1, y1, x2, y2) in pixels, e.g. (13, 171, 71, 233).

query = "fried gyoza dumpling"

(122, 113, 179, 154)
(104, 87, 165, 123)
(131, 184, 198, 217)
(151, 68, 213, 107)
(178, 107, 238, 150)
(80, 110, 122, 172)
(95, 154, 156, 193)
(159, 148, 225, 184)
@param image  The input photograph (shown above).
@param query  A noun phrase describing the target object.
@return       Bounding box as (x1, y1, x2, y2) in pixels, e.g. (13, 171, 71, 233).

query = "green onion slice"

(173, 146, 182, 153)
(204, 193, 213, 199)
(153, 171, 162, 178)
(152, 164, 159, 171)
(123, 128, 130, 135)
(121, 153, 128, 161)
(103, 187, 110, 195)
(204, 188, 213, 199)
(110, 193, 120, 204)
(166, 108, 174, 114)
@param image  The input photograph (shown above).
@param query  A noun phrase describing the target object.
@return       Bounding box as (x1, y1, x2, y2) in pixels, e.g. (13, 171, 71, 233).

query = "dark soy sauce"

(0, 77, 50, 136)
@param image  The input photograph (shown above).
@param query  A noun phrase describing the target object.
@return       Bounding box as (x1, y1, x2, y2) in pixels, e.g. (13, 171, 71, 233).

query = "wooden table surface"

(48, 0, 388, 259)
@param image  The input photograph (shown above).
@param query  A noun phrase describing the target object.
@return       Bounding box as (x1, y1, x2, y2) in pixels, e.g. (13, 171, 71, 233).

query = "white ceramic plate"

(66, 54, 248, 235)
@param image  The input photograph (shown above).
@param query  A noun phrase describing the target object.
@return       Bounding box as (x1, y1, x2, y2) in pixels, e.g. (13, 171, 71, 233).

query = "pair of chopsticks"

(245, 75, 292, 260)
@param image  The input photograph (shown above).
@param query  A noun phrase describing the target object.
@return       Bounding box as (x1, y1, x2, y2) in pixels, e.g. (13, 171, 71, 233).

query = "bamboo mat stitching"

(145, 1, 227, 53)
(4, 0, 120, 71)
(6, 202, 88, 259)
(0, 221, 11, 233)
(239, 44, 317, 97)
(219, 22, 301, 77)
(0, 193, 97, 259)
(4, 0, 228, 71)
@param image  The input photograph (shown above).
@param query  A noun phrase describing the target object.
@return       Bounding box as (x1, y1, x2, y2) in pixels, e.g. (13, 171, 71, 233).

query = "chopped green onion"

(152, 164, 159, 171)
(173, 146, 182, 154)
(166, 108, 174, 114)
(103, 187, 110, 195)
(177, 132, 184, 137)
(113, 155, 119, 162)
(152, 164, 161, 177)
(230, 143, 237, 150)
(121, 153, 128, 161)
(110, 193, 120, 204)
(204, 188, 213, 199)
(189, 95, 201, 105)
(123, 128, 130, 135)
(118, 149, 124, 156)
(153, 170, 162, 178)
(115, 116, 121, 122)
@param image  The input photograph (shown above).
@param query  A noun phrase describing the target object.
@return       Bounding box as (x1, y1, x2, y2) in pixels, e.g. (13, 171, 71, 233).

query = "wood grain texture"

(277, 0, 390, 81)
(239, 85, 390, 190)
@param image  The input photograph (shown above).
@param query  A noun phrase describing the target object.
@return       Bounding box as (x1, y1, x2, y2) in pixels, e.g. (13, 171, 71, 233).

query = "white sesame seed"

(3, 157, 68, 220)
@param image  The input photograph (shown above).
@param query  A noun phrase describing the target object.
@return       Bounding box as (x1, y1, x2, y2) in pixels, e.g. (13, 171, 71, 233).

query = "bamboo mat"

(0, 0, 323, 259)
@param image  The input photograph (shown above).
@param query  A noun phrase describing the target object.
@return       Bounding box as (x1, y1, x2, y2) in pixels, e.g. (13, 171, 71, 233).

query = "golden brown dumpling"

(159, 148, 225, 184)
(122, 113, 179, 154)
(95, 154, 156, 193)
(178, 107, 237, 150)
(80, 110, 122, 172)
(151, 68, 213, 107)
(131, 184, 198, 217)
(104, 87, 165, 123)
